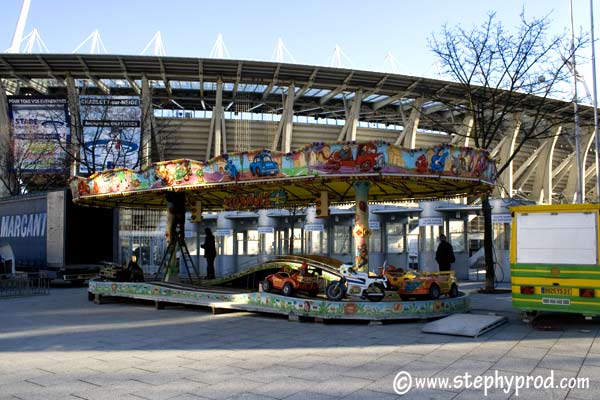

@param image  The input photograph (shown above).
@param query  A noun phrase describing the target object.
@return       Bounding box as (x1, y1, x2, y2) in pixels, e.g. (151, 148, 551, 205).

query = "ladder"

(155, 233, 200, 284)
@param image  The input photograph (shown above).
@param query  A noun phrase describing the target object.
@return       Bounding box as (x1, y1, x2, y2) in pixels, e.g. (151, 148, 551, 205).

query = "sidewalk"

(0, 287, 599, 400)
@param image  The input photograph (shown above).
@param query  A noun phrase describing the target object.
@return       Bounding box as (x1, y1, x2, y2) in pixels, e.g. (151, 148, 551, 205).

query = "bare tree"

(429, 11, 585, 291)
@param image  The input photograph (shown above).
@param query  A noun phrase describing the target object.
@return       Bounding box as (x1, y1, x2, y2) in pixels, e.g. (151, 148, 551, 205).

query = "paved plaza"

(1, 286, 600, 400)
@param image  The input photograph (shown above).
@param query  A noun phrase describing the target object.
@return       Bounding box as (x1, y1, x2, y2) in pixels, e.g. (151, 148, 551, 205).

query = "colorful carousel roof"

(70, 141, 497, 210)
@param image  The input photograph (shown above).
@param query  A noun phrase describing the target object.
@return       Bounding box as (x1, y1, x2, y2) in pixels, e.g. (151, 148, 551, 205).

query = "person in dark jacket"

(126, 256, 145, 282)
(201, 228, 217, 279)
(435, 234, 455, 272)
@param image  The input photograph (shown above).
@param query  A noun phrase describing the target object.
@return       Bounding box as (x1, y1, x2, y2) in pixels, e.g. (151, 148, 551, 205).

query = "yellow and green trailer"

(510, 203, 600, 318)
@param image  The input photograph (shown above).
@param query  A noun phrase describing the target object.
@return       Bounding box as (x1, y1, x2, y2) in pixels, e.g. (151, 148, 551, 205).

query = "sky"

(0, 0, 598, 83)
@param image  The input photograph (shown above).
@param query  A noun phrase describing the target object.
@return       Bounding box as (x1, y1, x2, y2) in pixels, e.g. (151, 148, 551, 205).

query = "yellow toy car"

(384, 266, 459, 300)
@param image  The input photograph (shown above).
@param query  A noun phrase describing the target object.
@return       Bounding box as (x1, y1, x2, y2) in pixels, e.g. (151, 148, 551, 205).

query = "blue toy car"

(249, 151, 279, 176)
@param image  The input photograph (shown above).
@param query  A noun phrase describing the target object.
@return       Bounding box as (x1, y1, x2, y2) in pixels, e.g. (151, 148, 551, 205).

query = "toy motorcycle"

(325, 263, 388, 302)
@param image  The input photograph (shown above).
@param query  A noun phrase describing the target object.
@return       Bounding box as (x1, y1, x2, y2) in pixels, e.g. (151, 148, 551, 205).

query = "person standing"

(201, 227, 217, 279)
(127, 255, 145, 282)
(435, 234, 455, 272)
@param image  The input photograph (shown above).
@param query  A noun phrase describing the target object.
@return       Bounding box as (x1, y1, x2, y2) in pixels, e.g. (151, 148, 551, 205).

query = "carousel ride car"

(261, 262, 320, 297)
(385, 266, 459, 300)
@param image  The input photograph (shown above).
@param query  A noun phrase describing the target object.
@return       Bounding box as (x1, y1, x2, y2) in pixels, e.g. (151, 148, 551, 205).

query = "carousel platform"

(88, 278, 470, 322)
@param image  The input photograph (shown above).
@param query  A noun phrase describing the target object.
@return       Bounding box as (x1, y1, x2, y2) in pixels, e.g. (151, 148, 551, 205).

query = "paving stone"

(452, 388, 512, 400)
(185, 378, 262, 400)
(493, 356, 540, 374)
(539, 353, 584, 372)
(508, 387, 569, 400)
(282, 392, 338, 400)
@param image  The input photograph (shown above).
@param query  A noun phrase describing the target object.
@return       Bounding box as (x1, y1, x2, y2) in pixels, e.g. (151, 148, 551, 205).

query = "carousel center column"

(165, 192, 186, 283)
(353, 180, 371, 273)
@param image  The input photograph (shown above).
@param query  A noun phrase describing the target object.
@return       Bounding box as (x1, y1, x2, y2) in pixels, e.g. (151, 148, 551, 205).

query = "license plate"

(541, 287, 572, 295)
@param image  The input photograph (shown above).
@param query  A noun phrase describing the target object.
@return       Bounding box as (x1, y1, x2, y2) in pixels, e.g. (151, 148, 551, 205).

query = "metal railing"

(0, 276, 50, 298)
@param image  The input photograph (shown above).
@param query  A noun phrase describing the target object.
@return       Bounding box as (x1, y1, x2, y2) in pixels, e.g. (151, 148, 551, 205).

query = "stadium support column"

(210, 79, 224, 157)
(531, 128, 560, 204)
(0, 82, 11, 197)
(394, 97, 423, 149)
(282, 83, 295, 152)
(141, 75, 153, 167)
(66, 75, 81, 176)
(337, 90, 362, 142)
(450, 114, 473, 147)
(493, 114, 520, 198)
(353, 181, 371, 273)
(565, 127, 595, 202)
(272, 83, 295, 152)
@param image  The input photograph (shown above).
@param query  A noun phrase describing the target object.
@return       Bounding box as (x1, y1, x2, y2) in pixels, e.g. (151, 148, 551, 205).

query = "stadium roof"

(0, 53, 595, 128)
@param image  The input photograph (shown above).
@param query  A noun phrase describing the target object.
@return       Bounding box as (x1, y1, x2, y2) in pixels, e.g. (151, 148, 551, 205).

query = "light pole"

(590, 0, 600, 202)
(570, 0, 584, 203)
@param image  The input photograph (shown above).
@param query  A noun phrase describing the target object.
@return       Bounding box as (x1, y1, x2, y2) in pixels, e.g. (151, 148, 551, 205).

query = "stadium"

(0, 1, 597, 283)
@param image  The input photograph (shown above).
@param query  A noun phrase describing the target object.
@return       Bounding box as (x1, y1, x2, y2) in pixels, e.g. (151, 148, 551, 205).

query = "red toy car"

(262, 263, 320, 297)
(325, 144, 384, 172)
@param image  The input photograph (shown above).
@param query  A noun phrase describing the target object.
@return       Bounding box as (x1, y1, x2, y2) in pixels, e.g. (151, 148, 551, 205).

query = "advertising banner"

(79, 95, 141, 173)
(8, 96, 70, 172)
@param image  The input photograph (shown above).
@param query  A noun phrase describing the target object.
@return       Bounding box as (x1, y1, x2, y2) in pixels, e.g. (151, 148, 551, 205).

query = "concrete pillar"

(258, 209, 277, 256)
(395, 98, 423, 149)
(214, 80, 223, 156)
(532, 130, 560, 204)
(417, 201, 445, 273)
(140, 76, 153, 167)
(304, 207, 326, 256)
(495, 115, 520, 198)
(338, 90, 362, 142)
(164, 192, 185, 283)
(216, 212, 235, 276)
(489, 198, 526, 283)
(65, 75, 81, 176)
(46, 191, 66, 269)
(451, 114, 473, 147)
(367, 210, 384, 271)
(282, 83, 295, 152)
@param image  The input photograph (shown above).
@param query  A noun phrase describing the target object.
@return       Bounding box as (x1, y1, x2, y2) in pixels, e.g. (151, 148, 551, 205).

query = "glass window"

(420, 225, 442, 252)
(386, 223, 404, 253)
(247, 230, 259, 255)
(119, 208, 167, 274)
(333, 225, 351, 254)
(291, 228, 303, 254)
(260, 232, 275, 254)
(493, 223, 510, 251)
(369, 228, 382, 253)
(236, 232, 245, 255)
(448, 220, 465, 252)
(219, 234, 234, 256)
(306, 230, 328, 254)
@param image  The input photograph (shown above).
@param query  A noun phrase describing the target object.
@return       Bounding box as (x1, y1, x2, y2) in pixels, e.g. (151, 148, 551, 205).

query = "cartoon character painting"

(415, 154, 428, 173)
(224, 157, 239, 180)
(473, 154, 489, 177)
(451, 151, 467, 176)
(430, 147, 449, 173)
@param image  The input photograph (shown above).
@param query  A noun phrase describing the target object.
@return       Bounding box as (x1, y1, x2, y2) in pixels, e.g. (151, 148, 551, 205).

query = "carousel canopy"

(70, 141, 496, 210)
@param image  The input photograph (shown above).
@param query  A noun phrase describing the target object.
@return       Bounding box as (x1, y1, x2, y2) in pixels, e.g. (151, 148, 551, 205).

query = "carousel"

(72, 140, 496, 321)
